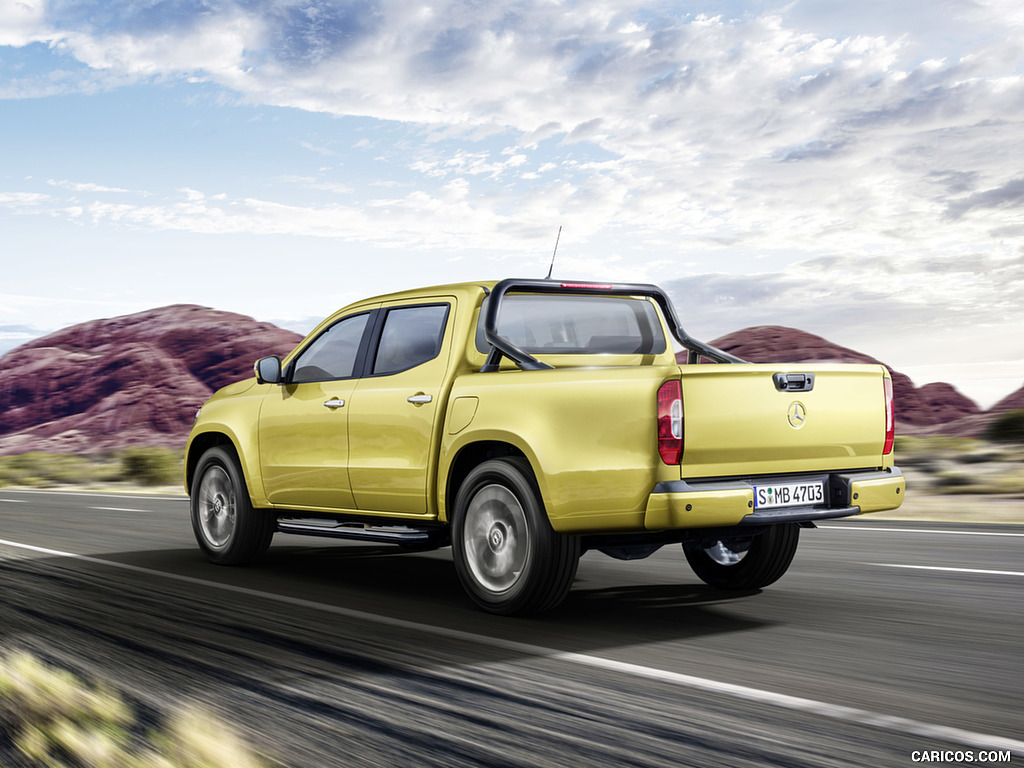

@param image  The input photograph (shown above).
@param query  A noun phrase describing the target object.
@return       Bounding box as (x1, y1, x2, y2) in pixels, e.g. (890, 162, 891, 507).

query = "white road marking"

(821, 525, 1024, 537)
(0, 489, 186, 502)
(90, 507, 147, 513)
(0, 499, 27, 503)
(870, 563, 1024, 577)
(1, 536, 1022, 757)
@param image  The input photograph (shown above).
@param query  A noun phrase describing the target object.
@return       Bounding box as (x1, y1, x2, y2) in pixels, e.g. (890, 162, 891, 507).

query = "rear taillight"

(883, 377, 895, 455)
(658, 380, 683, 464)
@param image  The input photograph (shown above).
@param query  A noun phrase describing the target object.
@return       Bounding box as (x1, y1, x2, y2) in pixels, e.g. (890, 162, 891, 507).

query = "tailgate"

(678, 363, 889, 479)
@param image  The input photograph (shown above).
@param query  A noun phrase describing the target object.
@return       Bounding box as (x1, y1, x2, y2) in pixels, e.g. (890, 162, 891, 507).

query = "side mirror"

(254, 356, 283, 385)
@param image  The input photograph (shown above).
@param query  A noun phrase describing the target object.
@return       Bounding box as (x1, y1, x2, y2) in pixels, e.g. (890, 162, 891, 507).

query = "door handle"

(407, 394, 432, 404)
(773, 373, 815, 392)
(323, 399, 346, 409)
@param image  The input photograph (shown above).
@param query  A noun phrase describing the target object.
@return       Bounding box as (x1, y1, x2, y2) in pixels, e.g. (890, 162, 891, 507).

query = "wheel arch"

(186, 431, 243, 495)
(441, 440, 533, 524)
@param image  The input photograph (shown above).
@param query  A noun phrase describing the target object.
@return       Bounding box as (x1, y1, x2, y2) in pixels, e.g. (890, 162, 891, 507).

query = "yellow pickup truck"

(185, 279, 903, 615)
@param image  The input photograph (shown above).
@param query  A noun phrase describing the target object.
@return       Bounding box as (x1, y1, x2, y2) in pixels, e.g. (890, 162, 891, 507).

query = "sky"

(1, 0, 1022, 408)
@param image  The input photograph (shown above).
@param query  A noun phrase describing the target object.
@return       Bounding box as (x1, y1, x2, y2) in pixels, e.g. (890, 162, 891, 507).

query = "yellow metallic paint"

(850, 472, 906, 514)
(644, 488, 753, 530)
(440, 364, 682, 532)
(446, 397, 479, 435)
(346, 296, 457, 516)
(185, 381, 268, 504)
(679, 364, 890, 478)
(187, 279, 904, 536)
(258, 378, 359, 509)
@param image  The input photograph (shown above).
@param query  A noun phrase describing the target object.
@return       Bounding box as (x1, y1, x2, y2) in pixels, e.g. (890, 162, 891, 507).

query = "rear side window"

(291, 313, 370, 383)
(372, 304, 449, 375)
(475, 294, 666, 355)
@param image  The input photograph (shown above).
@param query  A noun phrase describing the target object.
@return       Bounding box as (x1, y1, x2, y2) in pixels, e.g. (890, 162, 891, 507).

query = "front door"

(258, 310, 372, 510)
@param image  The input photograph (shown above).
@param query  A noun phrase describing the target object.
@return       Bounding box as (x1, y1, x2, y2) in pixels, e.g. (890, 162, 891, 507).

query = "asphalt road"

(1, 489, 1021, 767)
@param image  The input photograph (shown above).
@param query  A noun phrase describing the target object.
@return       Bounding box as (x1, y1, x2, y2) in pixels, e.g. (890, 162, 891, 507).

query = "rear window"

(372, 304, 449, 376)
(475, 294, 666, 355)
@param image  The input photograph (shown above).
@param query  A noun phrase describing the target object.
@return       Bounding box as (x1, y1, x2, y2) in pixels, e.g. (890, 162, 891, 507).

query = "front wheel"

(451, 458, 579, 616)
(191, 446, 275, 565)
(683, 523, 800, 590)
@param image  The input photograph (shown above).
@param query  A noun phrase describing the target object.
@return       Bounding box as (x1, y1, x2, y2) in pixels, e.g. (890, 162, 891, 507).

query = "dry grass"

(0, 652, 271, 768)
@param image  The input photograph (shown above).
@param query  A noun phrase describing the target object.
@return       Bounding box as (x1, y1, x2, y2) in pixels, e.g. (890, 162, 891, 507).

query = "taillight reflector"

(658, 380, 683, 464)
(883, 377, 895, 455)
(560, 282, 612, 290)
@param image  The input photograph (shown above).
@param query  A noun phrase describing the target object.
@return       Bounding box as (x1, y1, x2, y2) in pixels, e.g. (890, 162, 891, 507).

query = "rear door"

(347, 298, 455, 516)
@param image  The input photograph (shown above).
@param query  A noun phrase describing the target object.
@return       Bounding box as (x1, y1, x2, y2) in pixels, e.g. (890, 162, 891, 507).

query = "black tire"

(451, 457, 579, 616)
(190, 446, 275, 565)
(683, 523, 800, 590)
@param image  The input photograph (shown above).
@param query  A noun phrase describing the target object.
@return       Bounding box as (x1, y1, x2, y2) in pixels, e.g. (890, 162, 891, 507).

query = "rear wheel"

(683, 523, 800, 590)
(452, 458, 579, 616)
(191, 446, 274, 565)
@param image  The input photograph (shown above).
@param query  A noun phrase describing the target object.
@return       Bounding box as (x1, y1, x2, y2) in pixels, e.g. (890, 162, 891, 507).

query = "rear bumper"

(644, 467, 904, 530)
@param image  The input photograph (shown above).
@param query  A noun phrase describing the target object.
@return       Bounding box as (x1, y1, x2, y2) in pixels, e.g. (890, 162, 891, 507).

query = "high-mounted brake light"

(560, 282, 613, 290)
(657, 380, 683, 464)
(883, 377, 895, 455)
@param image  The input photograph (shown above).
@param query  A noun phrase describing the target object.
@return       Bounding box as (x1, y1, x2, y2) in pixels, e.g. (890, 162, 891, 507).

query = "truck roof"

(355, 280, 499, 306)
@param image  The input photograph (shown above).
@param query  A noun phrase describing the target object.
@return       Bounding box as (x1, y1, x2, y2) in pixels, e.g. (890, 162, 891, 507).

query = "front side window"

(291, 313, 370, 383)
(372, 304, 449, 375)
(475, 294, 666, 355)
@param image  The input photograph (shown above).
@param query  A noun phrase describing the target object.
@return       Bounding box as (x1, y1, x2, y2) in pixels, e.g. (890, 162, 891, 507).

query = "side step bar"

(276, 518, 450, 548)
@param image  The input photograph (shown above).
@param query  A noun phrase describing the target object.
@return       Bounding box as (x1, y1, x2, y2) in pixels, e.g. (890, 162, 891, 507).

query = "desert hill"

(0, 305, 302, 456)
(0, 308, 1017, 456)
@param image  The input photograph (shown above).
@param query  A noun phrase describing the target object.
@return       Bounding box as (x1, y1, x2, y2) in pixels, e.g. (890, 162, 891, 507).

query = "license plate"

(754, 481, 824, 509)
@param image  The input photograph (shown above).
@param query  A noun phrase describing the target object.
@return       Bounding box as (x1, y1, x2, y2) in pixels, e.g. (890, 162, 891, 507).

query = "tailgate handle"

(773, 372, 815, 392)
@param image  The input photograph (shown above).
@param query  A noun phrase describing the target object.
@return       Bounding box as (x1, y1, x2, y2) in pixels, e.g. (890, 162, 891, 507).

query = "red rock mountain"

(0, 313, 1006, 456)
(0, 305, 303, 456)
(991, 386, 1024, 413)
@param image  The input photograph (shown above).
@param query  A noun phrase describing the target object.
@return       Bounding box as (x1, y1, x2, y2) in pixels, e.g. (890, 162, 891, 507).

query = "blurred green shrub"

(894, 435, 981, 456)
(0, 452, 100, 488)
(0, 651, 269, 768)
(985, 410, 1024, 444)
(119, 448, 182, 486)
(0, 449, 184, 489)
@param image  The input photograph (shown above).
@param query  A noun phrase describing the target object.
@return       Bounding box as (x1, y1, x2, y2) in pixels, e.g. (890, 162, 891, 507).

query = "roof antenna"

(545, 225, 562, 279)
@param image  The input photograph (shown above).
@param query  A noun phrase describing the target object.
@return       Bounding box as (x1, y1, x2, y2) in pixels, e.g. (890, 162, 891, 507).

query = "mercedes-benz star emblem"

(787, 401, 807, 429)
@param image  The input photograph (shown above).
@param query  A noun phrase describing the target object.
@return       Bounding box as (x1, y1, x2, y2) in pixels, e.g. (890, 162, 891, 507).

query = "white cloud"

(0, 0, 49, 47)
(13, 4, 1024, 251)
(55, 11, 257, 80)
(3, 0, 1023, 404)
(410, 148, 536, 180)
(299, 141, 334, 156)
(59, 185, 522, 251)
(0, 191, 52, 213)
(47, 179, 129, 193)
